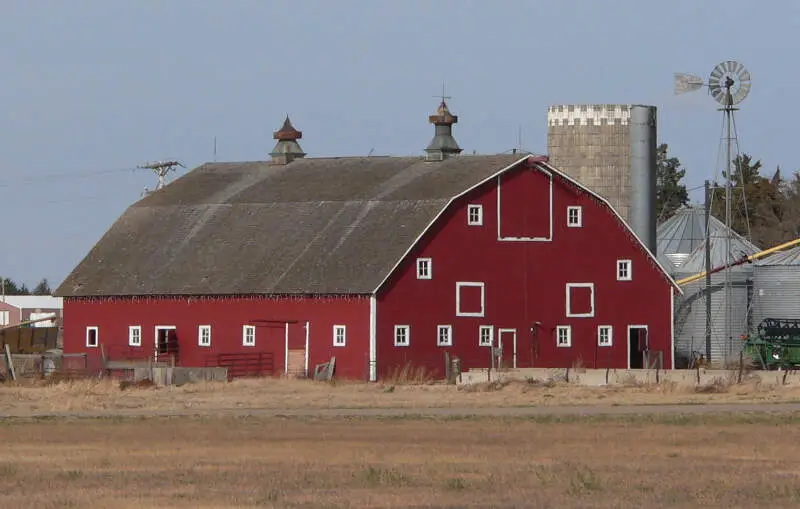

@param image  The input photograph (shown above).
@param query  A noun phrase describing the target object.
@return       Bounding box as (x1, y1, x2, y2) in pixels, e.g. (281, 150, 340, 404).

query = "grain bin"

(751, 246, 800, 329)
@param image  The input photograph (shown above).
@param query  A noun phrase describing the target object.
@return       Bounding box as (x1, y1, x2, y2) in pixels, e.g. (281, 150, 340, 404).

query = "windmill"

(674, 60, 752, 363)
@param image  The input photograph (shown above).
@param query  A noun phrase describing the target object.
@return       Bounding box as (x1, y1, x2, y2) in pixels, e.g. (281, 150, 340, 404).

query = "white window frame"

(333, 325, 346, 347)
(394, 325, 410, 347)
(556, 325, 571, 348)
(566, 282, 595, 318)
(437, 325, 453, 347)
(456, 281, 485, 317)
(86, 326, 99, 348)
(198, 325, 212, 347)
(416, 258, 432, 280)
(0, 310, 9, 326)
(617, 259, 632, 281)
(567, 206, 582, 227)
(478, 325, 494, 347)
(128, 325, 142, 347)
(242, 325, 256, 347)
(467, 204, 483, 226)
(598, 325, 613, 347)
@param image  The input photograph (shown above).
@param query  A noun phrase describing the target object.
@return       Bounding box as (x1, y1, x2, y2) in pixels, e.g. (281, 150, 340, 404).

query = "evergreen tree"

(33, 278, 51, 295)
(655, 143, 689, 222)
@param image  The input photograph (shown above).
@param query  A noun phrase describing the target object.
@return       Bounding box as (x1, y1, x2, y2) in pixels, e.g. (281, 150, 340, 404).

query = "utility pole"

(1, 277, 5, 302)
(704, 180, 712, 362)
(138, 160, 184, 192)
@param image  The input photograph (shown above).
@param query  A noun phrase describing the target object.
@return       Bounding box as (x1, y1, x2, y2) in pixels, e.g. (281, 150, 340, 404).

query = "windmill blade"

(674, 73, 705, 94)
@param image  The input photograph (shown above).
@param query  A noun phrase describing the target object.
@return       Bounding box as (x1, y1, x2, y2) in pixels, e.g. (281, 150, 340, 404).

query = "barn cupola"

(425, 99, 462, 161)
(270, 116, 306, 165)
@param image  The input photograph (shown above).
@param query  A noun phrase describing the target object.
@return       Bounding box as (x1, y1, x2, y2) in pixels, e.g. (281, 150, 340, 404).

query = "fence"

(205, 352, 275, 381)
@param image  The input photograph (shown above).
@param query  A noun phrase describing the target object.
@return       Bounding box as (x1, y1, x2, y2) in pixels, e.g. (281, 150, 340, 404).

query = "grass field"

(1, 375, 800, 416)
(1, 412, 799, 509)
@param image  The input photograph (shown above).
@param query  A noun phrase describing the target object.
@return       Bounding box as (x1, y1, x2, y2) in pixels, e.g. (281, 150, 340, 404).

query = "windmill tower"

(674, 60, 752, 363)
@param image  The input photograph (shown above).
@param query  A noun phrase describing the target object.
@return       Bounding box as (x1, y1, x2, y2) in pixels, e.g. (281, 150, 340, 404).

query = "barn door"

(497, 329, 517, 370)
(284, 322, 307, 378)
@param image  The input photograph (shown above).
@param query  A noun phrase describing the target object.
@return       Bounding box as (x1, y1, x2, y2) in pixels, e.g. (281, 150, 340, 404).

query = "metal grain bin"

(752, 247, 800, 329)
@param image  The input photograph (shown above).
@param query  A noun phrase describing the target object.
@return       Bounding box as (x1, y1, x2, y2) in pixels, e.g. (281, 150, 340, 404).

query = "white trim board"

(496, 166, 553, 242)
(669, 288, 675, 370)
(456, 281, 485, 317)
(369, 296, 377, 381)
(566, 282, 595, 318)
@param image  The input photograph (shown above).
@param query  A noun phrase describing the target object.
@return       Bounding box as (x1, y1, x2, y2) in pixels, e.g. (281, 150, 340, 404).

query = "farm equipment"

(743, 318, 800, 370)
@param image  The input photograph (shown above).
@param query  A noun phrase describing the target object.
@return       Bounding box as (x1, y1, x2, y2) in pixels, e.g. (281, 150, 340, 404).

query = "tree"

(0, 277, 30, 295)
(711, 154, 785, 248)
(33, 278, 51, 296)
(655, 143, 689, 222)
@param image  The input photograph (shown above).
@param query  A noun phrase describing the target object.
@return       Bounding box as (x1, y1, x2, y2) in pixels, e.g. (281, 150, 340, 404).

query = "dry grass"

(0, 413, 799, 508)
(1, 375, 800, 416)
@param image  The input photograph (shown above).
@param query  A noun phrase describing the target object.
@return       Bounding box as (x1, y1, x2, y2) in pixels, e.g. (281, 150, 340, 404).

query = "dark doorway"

(156, 326, 179, 358)
(629, 326, 648, 369)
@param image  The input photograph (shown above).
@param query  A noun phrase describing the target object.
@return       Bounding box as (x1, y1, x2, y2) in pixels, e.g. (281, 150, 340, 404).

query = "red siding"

(376, 161, 674, 378)
(63, 295, 371, 379)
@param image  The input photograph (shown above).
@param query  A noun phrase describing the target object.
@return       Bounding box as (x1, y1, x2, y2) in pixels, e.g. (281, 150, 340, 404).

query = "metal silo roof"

(657, 205, 760, 271)
(756, 245, 800, 266)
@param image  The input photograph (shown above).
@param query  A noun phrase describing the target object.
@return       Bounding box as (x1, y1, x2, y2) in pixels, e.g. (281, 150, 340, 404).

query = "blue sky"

(1, 0, 797, 288)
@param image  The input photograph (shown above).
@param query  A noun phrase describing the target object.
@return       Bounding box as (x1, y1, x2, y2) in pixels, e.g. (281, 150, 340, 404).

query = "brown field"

(1, 376, 800, 417)
(1, 412, 800, 508)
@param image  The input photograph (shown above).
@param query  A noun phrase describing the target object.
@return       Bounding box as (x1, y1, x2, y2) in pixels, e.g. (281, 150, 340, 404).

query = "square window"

(567, 206, 582, 227)
(416, 258, 432, 279)
(598, 325, 613, 347)
(198, 325, 212, 347)
(617, 259, 632, 281)
(243, 325, 256, 346)
(437, 325, 452, 347)
(479, 325, 494, 347)
(394, 325, 410, 347)
(86, 326, 99, 348)
(556, 325, 571, 348)
(333, 325, 346, 347)
(128, 325, 142, 347)
(467, 204, 483, 226)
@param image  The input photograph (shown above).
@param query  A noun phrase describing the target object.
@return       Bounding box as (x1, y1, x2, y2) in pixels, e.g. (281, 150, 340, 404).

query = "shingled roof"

(55, 154, 527, 297)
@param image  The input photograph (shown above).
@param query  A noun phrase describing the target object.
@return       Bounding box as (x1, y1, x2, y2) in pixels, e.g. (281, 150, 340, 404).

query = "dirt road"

(3, 402, 800, 420)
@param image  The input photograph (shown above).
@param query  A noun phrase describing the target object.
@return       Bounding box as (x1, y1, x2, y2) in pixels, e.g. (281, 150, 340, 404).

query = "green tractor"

(743, 318, 800, 370)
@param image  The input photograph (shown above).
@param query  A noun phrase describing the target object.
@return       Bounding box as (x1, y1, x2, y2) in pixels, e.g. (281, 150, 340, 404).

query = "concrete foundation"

(459, 368, 800, 388)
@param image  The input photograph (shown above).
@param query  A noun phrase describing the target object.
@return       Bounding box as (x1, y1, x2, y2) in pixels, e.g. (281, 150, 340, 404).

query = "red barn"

(55, 102, 680, 380)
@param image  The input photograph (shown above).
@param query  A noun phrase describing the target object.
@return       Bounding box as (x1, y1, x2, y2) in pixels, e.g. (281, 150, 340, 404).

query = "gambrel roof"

(55, 154, 680, 297)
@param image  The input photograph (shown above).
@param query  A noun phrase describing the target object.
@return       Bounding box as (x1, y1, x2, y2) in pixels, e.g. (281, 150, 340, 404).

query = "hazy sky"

(0, 0, 796, 288)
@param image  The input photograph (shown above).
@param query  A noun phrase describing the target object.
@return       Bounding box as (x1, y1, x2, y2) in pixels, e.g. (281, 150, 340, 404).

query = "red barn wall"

(62, 295, 370, 379)
(376, 161, 674, 378)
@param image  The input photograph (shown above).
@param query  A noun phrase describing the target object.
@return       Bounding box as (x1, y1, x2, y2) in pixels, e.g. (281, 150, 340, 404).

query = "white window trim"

(556, 325, 572, 348)
(128, 325, 142, 347)
(198, 325, 212, 347)
(456, 281, 485, 317)
(242, 325, 256, 347)
(617, 259, 632, 281)
(567, 206, 582, 227)
(0, 310, 9, 326)
(437, 325, 453, 347)
(598, 325, 613, 347)
(416, 258, 432, 280)
(566, 282, 595, 318)
(86, 326, 99, 348)
(467, 204, 483, 226)
(394, 325, 410, 347)
(478, 325, 494, 347)
(333, 325, 347, 347)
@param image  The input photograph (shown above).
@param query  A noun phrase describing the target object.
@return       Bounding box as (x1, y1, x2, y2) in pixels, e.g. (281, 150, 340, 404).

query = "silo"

(656, 206, 708, 272)
(672, 230, 759, 367)
(751, 246, 800, 329)
(547, 104, 633, 222)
